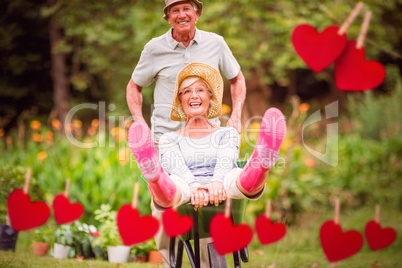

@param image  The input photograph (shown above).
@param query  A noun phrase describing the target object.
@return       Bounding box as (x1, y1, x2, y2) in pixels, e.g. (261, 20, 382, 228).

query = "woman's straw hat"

(170, 62, 223, 121)
(163, 0, 203, 21)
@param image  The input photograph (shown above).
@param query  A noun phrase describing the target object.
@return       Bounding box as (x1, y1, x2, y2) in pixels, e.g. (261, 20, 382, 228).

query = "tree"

(1, 0, 401, 129)
(47, 0, 70, 126)
(0, 0, 52, 131)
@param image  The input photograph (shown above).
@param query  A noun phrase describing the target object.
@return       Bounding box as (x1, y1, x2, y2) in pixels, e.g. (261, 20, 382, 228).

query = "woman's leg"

(128, 121, 180, 208)
(237, 108, 286, 196)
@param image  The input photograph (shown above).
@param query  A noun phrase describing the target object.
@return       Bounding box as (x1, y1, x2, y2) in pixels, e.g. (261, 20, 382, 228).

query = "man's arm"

(126, 78, 145, 122)
(227, 70, 246, 133)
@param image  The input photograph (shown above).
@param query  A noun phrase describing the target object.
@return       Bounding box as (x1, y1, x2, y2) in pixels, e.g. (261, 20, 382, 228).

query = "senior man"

(126, 0, 246, 266)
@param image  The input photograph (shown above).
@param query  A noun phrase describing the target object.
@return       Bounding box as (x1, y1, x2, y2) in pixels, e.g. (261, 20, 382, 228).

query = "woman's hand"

(190, 187, 209, 209)
(205, 182, 226, 206)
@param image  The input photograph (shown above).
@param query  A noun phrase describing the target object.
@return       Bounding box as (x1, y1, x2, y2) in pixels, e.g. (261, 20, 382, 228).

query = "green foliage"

(32, 227, 54, 244)
(348, 65, 402, 140)
(327, 134, 402, 206)
(198, 0, 401, 86)
(4, 0, 401, 123)
(131, 240, 156, 257)
(92, 204, 122, 255)
(244, 70, 402, 220)
(55, 224, 73, 246)
(70, 221, 95, 257)
(245, 132, 402, 224)
(0, 165, 42, 223)
(278, 133, 400, 216)
(0, 122, 151, 224)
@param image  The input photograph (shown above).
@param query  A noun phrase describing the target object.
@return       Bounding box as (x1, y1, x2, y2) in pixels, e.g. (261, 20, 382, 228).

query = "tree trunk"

(244, 68, 271, 120)
(48, 0, 69, 126)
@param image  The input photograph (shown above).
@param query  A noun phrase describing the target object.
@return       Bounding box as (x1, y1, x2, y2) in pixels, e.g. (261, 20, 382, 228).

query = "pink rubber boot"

(239, 108, 286, 194)
(128, 121, 177, 207)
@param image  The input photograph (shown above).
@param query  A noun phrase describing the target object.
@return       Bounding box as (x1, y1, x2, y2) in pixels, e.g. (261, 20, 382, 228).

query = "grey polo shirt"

(132, 27, 240, 141)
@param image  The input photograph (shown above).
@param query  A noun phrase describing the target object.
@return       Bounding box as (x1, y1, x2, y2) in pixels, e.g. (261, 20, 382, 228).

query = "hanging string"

(313, 0, 402, 59)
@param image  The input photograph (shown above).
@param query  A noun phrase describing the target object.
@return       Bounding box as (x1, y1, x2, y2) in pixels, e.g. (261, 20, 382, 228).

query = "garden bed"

(1, 207, 401, 267)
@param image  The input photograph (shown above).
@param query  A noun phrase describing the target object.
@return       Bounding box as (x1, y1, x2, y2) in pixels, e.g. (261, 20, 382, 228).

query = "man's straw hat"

(170, 62, 223, 121)
(163, 0, 203, 21)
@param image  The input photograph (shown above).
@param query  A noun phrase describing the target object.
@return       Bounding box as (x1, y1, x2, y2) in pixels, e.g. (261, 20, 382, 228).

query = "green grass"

(1, 206, 401, 267)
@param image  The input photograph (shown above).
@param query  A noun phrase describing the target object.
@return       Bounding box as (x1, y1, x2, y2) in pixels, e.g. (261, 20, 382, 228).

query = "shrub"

(33, 227, 54, 244)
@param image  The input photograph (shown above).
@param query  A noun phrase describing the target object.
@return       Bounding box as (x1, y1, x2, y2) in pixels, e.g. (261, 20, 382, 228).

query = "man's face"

(167, 1, 199, 34)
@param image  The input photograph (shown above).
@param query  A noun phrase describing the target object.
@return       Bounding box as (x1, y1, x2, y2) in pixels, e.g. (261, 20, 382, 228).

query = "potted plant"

(92, 204, 130, 263)
(147, 240, 163, 264)
(32, 227, 53, 256)
(54, 224, 73, 259)
(132, 244, 148, 263)
(70, 221, 95, 260)
(132, 239, 163, 264)
(0, 165, 41, 251)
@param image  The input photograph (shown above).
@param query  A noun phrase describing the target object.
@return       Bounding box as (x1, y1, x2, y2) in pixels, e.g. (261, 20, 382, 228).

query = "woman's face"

(179, 80, 211, 120)
(167, 1, 199, 35)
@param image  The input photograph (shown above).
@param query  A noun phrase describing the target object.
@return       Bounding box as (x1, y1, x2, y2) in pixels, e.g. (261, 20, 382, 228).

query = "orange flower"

(282, 139, 292, 150)
(31, 133, 43, 142)
(221, 104, 231, 114)
(111, 127, 126, 142)
(30, 120, 41, 131)
(88, 127, 97, 136)
(306, 158, 315, 168)
(46, 131, 54, 140)
(46, 132, 54, 145)
(6, 136, 12, 144)
(52, 119, 62, 130)
(38, 151, 47, 161)
(72, 119, 82, 129)
(91, 119, 99, 128)
(0, 129, 4, 137)
(118, 148, 130, 165)
(299, 103, 310, 113)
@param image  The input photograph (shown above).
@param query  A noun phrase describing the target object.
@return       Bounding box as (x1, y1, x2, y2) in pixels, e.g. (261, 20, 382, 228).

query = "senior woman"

(128, 62, 287, 210)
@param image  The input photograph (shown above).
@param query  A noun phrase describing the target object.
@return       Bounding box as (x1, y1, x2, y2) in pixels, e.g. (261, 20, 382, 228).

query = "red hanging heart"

(319, 220, 364, 263)
(52, 194, 84, 225)
(210, 214, 253, 255)
(7, 189, 51, 231)
(365, 220, 397, 251)
(162, 208, 193, 237)
(255, 215, 287, 245)
(335, 40, 386, 91)
(291, 24, 347, 73)
(117, 204, 159, 246)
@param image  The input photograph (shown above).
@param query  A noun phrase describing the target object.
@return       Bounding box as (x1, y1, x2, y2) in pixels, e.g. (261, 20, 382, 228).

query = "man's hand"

(205, 181, 226, 206)
(190, 187, 209, 208)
